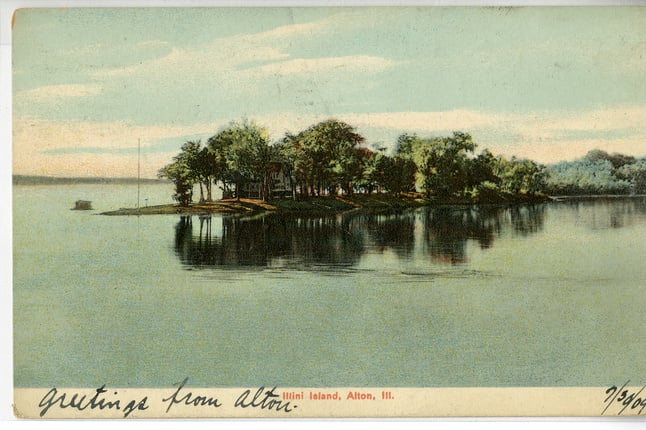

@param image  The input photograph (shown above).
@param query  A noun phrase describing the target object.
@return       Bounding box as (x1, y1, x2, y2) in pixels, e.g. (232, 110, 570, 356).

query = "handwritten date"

(603, 381, 646, 415)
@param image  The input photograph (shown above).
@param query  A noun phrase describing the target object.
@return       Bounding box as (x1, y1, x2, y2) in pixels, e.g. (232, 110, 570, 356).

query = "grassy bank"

(100, 192, 550, 216)
(100, 199, 278, 216)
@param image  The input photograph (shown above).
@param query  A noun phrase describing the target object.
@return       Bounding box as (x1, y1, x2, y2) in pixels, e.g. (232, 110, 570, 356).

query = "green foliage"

(617, 158, 646, 194)
(374, 154, 417, 196)
(469, 181, 503, 204)
(394, 134, 418, 159)
(585, 149, 636, 169)
(411, 131, 476, 197)
(545, 158, 631, 195)
(158, 140, 222, 204)
(495, 156, 546, 195)
(469, 150, 500, 189)
(394, 132, 546, 198)
(347, 147, 379, 195)
(544, 150, 646, 196)
(282, 119, 365, 197)
(206, 128, 234, 192)
(196, 147, 217, 201)
(180, 140, 207, 202)
(207, 120, 272, 200)
(158, 141, 200, 206)
(162, 114, 644, 206)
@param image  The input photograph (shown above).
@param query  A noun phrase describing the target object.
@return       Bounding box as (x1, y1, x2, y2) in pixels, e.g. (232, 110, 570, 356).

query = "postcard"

(10, 3, 646, 419)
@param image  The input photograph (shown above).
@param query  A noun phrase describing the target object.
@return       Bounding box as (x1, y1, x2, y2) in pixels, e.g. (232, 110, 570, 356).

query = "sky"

(10, 5, 646, 178)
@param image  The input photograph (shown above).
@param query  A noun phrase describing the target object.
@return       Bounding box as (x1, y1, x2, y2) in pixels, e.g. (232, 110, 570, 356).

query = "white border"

(3, 1, 646, 429)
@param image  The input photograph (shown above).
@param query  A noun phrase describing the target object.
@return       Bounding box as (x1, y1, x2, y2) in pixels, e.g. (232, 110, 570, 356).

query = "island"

(91, 119, 643, 216)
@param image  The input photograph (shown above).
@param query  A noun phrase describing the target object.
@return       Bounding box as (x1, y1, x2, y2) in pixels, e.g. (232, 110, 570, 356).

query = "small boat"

(72, 200, 93, 210)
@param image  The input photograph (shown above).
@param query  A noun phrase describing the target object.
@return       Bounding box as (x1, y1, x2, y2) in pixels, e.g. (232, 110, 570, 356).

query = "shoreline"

(98, 193, 646, 216)
(97, 193, 646, 216)
(99, 193, 554, 216)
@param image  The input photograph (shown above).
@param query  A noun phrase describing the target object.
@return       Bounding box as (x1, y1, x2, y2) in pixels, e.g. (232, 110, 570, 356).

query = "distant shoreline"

(12, 175, 168, 186)
(549, 194, 646, 202)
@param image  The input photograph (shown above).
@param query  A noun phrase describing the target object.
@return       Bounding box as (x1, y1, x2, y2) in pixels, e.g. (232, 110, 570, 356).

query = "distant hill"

(13, 175, 169, 186)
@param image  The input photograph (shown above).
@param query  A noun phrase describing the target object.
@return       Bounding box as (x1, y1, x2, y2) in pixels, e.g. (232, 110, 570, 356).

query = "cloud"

(93, 42, 287, 79)
(91, 17, 331, 79)
(256, 55, 400, 76)
(242, 19, 328, 42)
(274, 107, 646, 163)
(90, 11, 399, 85)
(528, 107, 646, 136)
(13, 105, 646, 178)
(342, 110, 508, 134)
(16, 84, 103, 102)
(12, 117, 224, 178)
(495, 107, 646, 162)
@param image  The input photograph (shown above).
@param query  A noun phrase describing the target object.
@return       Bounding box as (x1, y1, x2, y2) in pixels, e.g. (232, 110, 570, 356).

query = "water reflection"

(174, 214, 365, 269)
(173, 204, 551, 270)
(508, 205, 546, 236)
(422, 207, 499, 264)
(362, 212, 416, 258)
(564, 197, 646, 230)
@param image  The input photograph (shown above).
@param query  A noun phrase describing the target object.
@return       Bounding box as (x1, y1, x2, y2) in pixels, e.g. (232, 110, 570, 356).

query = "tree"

(207, 120, 272, 201)
(207, 125, 237, 198)
(158, 142, 200, 207)
(284, 119, 365, 197)
(274, 135, 300, 199)
(394, 133, 418, 160)
(354, 146, 386, 195)
(197, 147, 217, 201)
(544, 158, 631, 195)
(496, 156, 546, 195)
(468, 149, 500, 189)
(340, 146, 374, 195)
(617, 158, 646, 194)
(161, 140, 219, 203)
(412, 131, 476, 197)
(585, 149, 636, 170)
(173, 140, 211, 202)
(374, 154, 417, 196)
(277, 132, 313, 198)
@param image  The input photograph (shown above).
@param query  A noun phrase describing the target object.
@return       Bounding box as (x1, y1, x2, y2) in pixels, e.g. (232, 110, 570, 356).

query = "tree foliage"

(545, 157, 633, 195)
(617, 158, 646, 194)
(412, 131, 477, 197)
(374, 154, 417, 196)
(495, 156, 546, 195)
(158, 141, 200, 206)
(585, 149, 636, 169)
(280, 119, 365, 197)
(207, 121, 272, 200)
(161, 117, 644, 205)
(391, 132, 547, 199)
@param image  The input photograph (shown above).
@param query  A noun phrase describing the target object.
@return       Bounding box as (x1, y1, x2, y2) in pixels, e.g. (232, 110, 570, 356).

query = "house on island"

(234, 161, 292, 199)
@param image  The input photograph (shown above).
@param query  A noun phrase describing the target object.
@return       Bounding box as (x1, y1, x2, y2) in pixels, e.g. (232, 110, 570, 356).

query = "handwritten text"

(602, 381, 646, 415)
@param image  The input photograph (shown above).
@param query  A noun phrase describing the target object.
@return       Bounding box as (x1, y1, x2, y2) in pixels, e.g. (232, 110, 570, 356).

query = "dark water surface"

(13, 185, 646, 387)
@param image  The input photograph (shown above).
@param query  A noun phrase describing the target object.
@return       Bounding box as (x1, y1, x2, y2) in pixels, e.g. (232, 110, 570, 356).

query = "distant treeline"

(544, 149, 646, 195)
(12, 175, 168, 186)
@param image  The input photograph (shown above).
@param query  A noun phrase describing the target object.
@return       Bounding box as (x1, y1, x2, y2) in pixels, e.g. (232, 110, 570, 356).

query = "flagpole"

(137, 138, 141, 210)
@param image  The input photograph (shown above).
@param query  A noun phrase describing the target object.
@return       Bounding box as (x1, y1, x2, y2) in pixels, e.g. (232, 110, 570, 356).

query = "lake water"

(12, 184, 646, 388)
